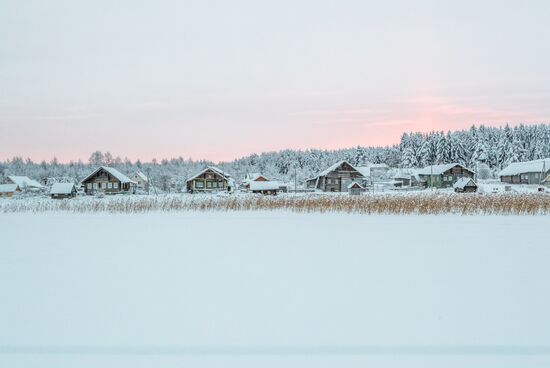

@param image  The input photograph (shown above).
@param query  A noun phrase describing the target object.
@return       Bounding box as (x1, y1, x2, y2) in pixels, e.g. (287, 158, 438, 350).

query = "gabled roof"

(417, 163, 473, 176)
(7, 175, 43, 188)
(187, 166, 232, 182)
(134, 171, 148, 182)
(347, 182, 364, 189)
(50, 182, 76, 194)
(0, 184, 19, 193)
(453, 177, 477, 189)
(316, 160, 365, 178)
(80, 166, 136, 184)
(498, 158, 550, 177)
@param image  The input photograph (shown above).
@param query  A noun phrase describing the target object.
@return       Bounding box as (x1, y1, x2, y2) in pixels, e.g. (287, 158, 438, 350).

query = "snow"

(249, 181, 281, 191)
(134, 171, 148, 182)
(498, 158, 550, 176)
(6, 175, 43, 189)
(0, 184, 19, 193)
(80, 166, 136, 184)
(316, 160, 363, 178)
(49, 183, 76, 195)
(1, 211, 549, 367)
(187, 166, 232, 182)
(453, 177, 476, 189)
(416, 163, 472, 176)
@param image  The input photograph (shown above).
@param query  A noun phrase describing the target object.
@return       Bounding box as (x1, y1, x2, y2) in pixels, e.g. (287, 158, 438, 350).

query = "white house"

(133, 171, 149, 191)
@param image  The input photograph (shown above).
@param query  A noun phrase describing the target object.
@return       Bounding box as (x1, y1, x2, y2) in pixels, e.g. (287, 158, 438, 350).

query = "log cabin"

(348, 182, 365, 195)
(305, 160, 366, 192)
(186, 166, 232, 193)
(50, 182, 77, 199)
(80, 166, 137, 195)
(416, 163, 474, 188)
(499, 158, 550, 185)
(0, 184, 21, 197)
(453, 177, 478, 193)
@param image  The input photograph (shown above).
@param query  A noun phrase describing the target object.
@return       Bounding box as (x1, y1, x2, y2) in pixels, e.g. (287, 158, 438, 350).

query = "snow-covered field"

(1, 211, 549, 367)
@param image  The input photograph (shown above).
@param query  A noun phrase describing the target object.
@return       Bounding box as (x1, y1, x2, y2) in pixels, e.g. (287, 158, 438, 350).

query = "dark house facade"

(417, 163, 474, 188)
(80, 166, 137, 195)
(186, 167, 232, 193)
(305, 161, 365, 192)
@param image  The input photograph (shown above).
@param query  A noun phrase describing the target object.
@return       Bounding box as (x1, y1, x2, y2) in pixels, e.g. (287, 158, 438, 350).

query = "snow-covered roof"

(355, 166, 371, 177)
(242, 173, 269, 184)
(249, 181, 281, 191)
(80, 166, 136, 184)
(316, 160, 364, 178)
(7, 175, 43, 188)
(453, 177, 477, 189)
(347, 182, 364, 189)
(134, 171, 148, 182)
(544, 174, 550, 183)
(0, 184, 19, 193)
(50, 182, 76, 194)
(187, 166, 232, 182)
(498, 158, 550, 177)
(417, 163, 472, 176)
(369, 163, 389, 168)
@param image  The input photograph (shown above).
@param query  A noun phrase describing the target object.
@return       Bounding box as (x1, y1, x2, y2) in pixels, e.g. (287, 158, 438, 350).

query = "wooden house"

(249, 180, 281, 195)
(50, 182, 77, 199)
(241, 173, 270, 190)
(499, 158, 550, 185)
(0, 184, 21, 197)
(186, 166, 232, 193)
(133, 171, 149, 191)
(305, 161, 366, 192)
(5, 175, 44, 192)
(348, 182, 365, 195)
(416, 163, 474, 188)
(453, 177, 478, 193)
(80, 166, 137, 195)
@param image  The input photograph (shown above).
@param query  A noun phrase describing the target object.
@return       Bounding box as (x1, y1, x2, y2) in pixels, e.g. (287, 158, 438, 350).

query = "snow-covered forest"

(1, 124, 549, 187)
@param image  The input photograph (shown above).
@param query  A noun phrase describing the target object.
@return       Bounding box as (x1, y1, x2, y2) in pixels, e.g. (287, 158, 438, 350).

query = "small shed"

(348, 182, 365, 195)
(0, 184, 21, 197)
(50, 183, 77, 199)
(453, 177, 477, 193)
(249, 180, 281, 195)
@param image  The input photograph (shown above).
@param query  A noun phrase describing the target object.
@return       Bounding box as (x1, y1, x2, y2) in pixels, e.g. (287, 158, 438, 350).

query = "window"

(113, 182, 119, 189)
(206, 181, 213, 188)
(87, 183, 92, 189)
(93, 183, 98, 189)
(195, 181, 204, 188)
(108, 182, 113, 189)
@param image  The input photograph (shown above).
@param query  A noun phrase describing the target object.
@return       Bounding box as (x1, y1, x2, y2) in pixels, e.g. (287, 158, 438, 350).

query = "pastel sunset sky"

(1, 0, 550, 162)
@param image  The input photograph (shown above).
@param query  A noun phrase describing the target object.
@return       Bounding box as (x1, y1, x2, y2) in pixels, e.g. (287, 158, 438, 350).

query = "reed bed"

(1, 193, 549, 215)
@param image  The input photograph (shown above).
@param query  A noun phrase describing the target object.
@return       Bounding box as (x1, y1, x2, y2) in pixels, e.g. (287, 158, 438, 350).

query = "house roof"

(453, 177, 477, 189)
(7, 175, 43, 188)
(135, 171, 148, 182)
(187, 166, 232, 182)
(355, 166, 371, 177)
(498, 158, 550, 177)
(242, 173, 269, 184)
(316, 160, 365, 178)
(80, 166, 136, 184)
(0, 184, 19, 193)
(347, 182, 364, 189)
(249, 181, 281, 191)
(544, 174, 550, 183)
(417, 163, 473, 176)
(50, 182, 76, 194)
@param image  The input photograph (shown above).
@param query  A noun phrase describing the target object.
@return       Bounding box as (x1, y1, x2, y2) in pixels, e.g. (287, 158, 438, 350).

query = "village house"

(453, 177, 478, 193)
(186, 166, 233, 193)
(305, 161, 365, 192)
(241, 173, 270, 190)
(348, 182, 365, 195)
(249, 180, 281, 195)
(499, 158, 550, 185)
(0, 184, 21, 197)
(50, 182, 77, 199)
(5, 175, 44, 191)
(133, 171, 149, 191)
(416, 163, 475, 188)
(80, 166, 137, 195)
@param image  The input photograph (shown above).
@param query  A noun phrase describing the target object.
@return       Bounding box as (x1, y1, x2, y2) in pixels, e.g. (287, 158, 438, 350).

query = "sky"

(1, 0, 550, 163)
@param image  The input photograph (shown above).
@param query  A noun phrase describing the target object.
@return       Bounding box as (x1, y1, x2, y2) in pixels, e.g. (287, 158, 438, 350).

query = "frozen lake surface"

(1, 212, 549, 367)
